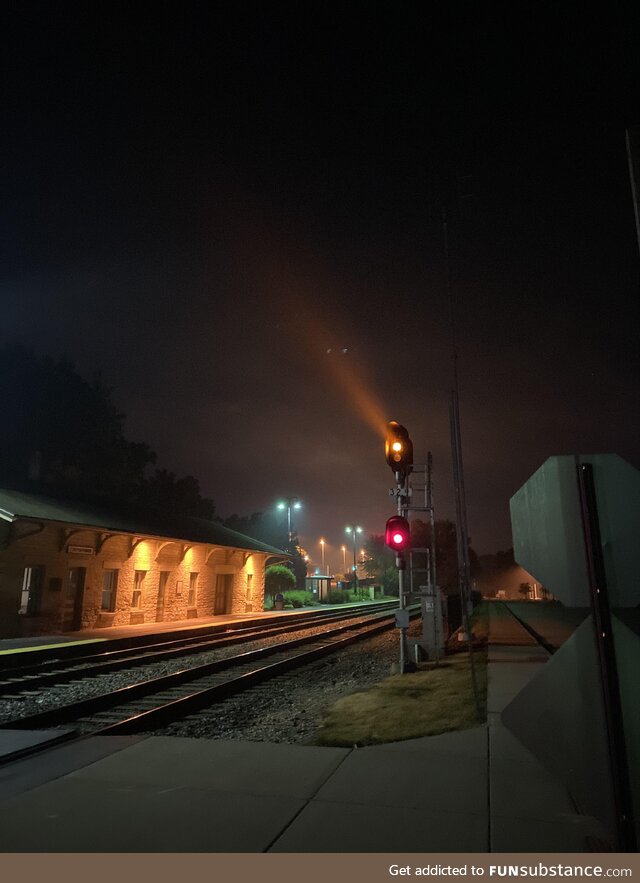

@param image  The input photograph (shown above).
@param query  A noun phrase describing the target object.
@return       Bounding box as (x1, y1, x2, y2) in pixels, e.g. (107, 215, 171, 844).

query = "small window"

(246, 573, 253, 601)
(101, 569, 119, 612)
(131, 570, 146, 609)
(18, 566, 44, 616)
(188, 572, 198, 607)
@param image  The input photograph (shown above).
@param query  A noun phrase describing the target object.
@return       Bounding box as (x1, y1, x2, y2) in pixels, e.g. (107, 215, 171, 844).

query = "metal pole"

(352, 535, 358, 592)
(444, 206, 481, 717)
(397, 470, 411, 672)
(398, 557, 406, 672)
(626, 127, 640, 260)
(427, 451, 437, 597)
(576, 462, 636, 852)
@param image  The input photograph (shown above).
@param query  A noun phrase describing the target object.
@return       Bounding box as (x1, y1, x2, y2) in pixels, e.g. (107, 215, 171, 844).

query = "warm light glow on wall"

(134, 541, 153, 570)
(183, 547, 194, 566)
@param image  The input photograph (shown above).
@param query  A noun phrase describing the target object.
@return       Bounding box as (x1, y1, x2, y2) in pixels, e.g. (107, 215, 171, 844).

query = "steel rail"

(92, 615, 413, 735)
(1, 607, 417, 733)
(0, 601, 398, 673)
(0, 602, 398, 694)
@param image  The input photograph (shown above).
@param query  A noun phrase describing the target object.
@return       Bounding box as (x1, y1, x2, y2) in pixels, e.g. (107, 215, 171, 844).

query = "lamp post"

(319, 538, 326, 575)
(341, 545, 347, 573)
(345, 525, 363, 592)
(276, 497, 301, 548)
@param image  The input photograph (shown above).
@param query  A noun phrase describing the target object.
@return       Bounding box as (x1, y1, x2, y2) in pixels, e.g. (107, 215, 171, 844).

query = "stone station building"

(0, 488, 285, 637)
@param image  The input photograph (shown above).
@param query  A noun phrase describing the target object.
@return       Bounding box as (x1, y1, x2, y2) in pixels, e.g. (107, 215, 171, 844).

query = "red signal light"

(385, 515, 410, 552)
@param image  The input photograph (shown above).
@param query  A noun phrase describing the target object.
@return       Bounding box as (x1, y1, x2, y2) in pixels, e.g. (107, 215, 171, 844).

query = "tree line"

(0, 345, 216, 517)
(0, 345, 307, 580)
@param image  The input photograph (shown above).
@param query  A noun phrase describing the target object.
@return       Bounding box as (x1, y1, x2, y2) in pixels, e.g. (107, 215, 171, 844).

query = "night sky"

(3, 4, 639, 568)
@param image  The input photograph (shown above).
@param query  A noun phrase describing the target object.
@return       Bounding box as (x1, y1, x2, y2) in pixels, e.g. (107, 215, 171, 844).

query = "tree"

(0, 345, 155, 497)
(410, 518, 478, 594)
(361, 534, 399, 596)
(0, 345, 215, 518)
(140, 469, 215, 519)
(222, 510, 283, 547)
(264, 564, 295, 604)
(221, 511, 305, 584)
(475, 548, 516, 598)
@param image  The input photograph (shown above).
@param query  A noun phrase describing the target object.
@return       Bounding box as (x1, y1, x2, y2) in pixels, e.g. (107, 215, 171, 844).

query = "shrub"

(264, 564, 296, 604)
(326, 589, 346, 604)
(283, 590, 316, 608)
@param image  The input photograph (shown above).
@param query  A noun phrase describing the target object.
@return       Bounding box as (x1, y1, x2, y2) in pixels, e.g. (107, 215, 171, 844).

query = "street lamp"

(319, 538, 326, 575)
(276, 497, 302, 547)
(341, 545, 347, 572)
(345, 525, 363, 591)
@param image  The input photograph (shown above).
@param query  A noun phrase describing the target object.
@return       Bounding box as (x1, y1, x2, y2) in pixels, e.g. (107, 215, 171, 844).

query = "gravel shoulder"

(157, 625, 418, 745)
(0, 613, 406, 733)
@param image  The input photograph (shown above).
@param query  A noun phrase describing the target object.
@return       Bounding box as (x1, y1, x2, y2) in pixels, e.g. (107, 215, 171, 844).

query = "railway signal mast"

(385, 421, 442, 673)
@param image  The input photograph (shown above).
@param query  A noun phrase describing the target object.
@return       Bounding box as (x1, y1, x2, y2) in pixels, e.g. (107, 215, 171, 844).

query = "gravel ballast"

(156, 625, 419, 745)
(0, 613, 415, 738)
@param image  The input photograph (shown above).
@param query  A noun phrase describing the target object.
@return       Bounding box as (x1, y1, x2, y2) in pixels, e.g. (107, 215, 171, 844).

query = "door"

(214, 573, 233, 615)
(156, 571, 169, 622)
(63, 567, 86, 631)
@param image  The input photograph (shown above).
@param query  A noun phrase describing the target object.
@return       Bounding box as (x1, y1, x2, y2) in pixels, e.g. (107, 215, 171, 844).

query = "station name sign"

(67, 545, 95, 556)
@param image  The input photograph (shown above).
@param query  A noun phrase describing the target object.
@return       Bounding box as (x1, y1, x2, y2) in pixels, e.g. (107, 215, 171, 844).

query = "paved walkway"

(0, 614, 610, 852)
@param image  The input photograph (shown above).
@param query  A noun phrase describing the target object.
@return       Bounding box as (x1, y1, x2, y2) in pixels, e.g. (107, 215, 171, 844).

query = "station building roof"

(0, 487, 287, 557)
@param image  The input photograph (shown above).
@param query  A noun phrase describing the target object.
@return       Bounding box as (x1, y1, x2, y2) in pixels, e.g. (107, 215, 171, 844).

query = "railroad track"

(0, 602, 398, 696)
(0, 605, 417, 745)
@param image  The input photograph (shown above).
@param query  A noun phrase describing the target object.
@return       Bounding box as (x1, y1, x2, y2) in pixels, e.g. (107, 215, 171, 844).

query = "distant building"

(0, 488, 285, 636)
(305, 574, 332, 602)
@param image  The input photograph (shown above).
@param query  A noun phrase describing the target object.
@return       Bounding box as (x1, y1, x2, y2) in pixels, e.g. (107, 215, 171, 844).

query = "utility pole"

(442, 207, 472, 623)
(442, 206, 482, 718)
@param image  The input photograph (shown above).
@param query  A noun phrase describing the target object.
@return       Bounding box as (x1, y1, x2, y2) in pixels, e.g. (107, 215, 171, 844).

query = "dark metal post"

(396, 469, 410, 672)
(626, 127, 640, 259)
(427, 452, 437, 595)
(576, 462, 636, 852)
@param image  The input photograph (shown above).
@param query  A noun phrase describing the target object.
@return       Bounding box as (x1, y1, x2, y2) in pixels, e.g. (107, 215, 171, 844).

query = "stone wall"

(0, 521, 267, 636)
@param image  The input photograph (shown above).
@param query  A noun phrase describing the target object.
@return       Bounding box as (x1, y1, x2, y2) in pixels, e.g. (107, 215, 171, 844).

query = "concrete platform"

(0, 631, 613, 852)
(0, 611, 288, 653)
(0, 604, 362, 657)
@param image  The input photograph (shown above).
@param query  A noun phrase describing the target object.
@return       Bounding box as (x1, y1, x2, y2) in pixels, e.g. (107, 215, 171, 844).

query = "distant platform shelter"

(305, 574, 333, 602)
(0, 488, 285, 637)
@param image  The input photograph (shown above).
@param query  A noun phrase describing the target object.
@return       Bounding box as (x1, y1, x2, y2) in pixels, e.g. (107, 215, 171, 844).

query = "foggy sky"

(3, 5, 639, 566)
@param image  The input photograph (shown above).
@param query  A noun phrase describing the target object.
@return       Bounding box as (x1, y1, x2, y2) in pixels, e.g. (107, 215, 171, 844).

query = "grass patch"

(314, 650, 487, 747)
(470, 602, 490, 638)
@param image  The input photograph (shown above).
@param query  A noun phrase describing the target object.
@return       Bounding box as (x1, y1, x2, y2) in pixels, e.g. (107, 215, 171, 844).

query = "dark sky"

(3, 3, 639, 566)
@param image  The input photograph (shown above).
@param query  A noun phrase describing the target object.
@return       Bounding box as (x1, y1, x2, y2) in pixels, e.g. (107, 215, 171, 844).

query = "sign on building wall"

(67, 545, 95, 556)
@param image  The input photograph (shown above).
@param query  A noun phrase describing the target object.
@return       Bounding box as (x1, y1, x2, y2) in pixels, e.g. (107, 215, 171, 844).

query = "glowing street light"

(276, 497, 302, 547)
(341, 545, 347, 572)
(319, 538, 326, 575)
